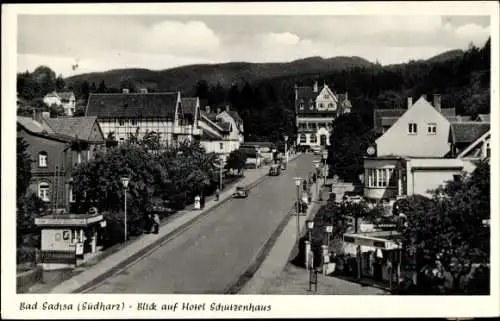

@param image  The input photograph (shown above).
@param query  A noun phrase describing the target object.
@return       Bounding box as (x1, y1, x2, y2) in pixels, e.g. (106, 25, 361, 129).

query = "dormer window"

(38, 151, 48, 167)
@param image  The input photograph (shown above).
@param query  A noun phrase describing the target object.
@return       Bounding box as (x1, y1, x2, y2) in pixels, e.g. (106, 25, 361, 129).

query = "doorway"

(320, 134, 327, 147)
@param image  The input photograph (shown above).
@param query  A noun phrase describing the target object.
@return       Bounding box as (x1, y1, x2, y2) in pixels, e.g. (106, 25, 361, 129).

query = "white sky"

(17, 14, 490, 77)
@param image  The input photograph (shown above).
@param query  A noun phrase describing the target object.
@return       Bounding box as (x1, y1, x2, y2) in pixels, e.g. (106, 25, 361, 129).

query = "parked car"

(269, 164, 281, 176)
(232, 186, 249, 198)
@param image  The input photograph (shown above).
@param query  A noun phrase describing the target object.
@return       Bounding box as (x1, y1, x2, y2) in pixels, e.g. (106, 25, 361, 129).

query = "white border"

(2, 2, 499, 319)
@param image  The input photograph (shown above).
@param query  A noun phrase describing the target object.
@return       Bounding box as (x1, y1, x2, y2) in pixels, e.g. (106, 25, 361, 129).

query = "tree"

(141, 130, 161, 152)
(226, 149, 248, 176)
(105, 131, 118, 148)
(97, 80, 108, 93)
(17, 137, 32, 199)
(55, 74, 65, 91)
(399, 162, 490, 294)
(328, 113, 375, 182)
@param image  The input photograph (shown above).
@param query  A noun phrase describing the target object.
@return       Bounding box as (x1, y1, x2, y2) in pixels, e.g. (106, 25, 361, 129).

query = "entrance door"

(320, 135, 327, 147)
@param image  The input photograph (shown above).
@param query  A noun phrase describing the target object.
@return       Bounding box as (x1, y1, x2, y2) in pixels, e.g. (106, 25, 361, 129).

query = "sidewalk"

(46, 153, 302, 294)
(239, 180, 321, 294)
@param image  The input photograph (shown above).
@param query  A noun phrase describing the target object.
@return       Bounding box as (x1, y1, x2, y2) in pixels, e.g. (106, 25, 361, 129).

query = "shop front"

(34, 212, 106, 270)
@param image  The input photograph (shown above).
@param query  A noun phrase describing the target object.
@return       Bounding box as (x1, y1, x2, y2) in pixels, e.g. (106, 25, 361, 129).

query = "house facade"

(43, 91, 76, 116)
(85, 90, 201, 146)
(363, 95, 489, 201)
(17, 114, 105, 210)
(295, 81, 351, 147)
(198, 104, 244, 159)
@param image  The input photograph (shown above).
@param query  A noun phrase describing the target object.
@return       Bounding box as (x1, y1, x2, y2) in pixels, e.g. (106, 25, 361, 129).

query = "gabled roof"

(44, 116, 103, 141)
(446, 115, 472, 122)
(219, 122, 231, 132)
(450, 122, 490, 144)
(227, 110, 243, 123)
(86, 92, 179, 118)
(200, 129, 222, 141)
(181, 97, 198, 116)
(17, 116, 54, 134)
(200, 110, 218, 122)
(373, 109, 406, 133)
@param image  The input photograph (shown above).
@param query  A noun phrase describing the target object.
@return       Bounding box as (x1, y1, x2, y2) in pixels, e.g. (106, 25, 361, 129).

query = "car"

(268, 164, 281, 176)
(232, 186, 249, 198)
(311, 146, 322, 155)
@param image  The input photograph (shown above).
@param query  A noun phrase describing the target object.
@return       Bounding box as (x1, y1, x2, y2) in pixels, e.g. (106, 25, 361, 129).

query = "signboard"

(325, 226, 333, 233)
(41, 229, 74, 252)
(75, 243, 84, 255)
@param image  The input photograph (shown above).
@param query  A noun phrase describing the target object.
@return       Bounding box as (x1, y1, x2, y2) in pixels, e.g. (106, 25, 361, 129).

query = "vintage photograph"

(11, 7, 492, 299)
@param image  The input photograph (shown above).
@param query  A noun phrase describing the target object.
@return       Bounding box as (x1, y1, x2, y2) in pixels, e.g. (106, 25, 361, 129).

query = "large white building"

(85, 90, 201, 146)
(295, 81, 351, 147)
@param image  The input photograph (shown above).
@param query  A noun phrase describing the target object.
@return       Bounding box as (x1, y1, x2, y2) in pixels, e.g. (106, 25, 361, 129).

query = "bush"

(17, 246, 40, 265)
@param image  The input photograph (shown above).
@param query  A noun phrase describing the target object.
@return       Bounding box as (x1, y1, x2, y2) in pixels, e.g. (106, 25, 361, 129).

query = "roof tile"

(86, 93, 178, 118)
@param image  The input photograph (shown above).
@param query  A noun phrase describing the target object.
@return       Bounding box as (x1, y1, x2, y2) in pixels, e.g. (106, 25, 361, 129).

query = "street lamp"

(217, 155, 225, 191)
(294, 177, 303, 242)
(322, 150, 328, 186)
(284, 135, 289, 166)
(120, 176, 130, 243)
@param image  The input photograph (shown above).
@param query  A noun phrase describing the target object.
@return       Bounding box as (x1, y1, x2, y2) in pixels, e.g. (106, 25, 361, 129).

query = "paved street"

(88, 154, 318, 293)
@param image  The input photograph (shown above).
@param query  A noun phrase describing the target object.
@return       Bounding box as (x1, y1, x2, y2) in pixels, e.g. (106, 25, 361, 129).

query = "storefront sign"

(75, 243, 84, 255)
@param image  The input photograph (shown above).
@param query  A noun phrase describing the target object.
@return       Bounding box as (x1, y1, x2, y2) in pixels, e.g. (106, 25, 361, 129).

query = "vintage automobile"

(232, 186, 249, 198)
(269, 164, 281, 176)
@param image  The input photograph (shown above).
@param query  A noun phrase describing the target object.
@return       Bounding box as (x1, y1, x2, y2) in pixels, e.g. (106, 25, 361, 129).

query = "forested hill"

(65, 56, 374, 94)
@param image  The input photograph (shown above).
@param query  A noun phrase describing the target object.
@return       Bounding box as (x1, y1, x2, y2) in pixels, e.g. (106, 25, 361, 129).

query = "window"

(408, 123, 418, 134)
(366, 168, 396, 188)
(299, 103, 304, 110)
(310, 134, 317, 143)
(319, 103, 324, 109)
(38, 183, 50, 202)
(324, 94, 329, 99)
(328, 103, 333, 109)
(427, 123, 437, 134)
(38, 151, 48, 167)
(119, 119, 125, 126)
(131, 120, 137, 126)
(300, 134, 307, 143)
(486, 141, 491, 158)
(69, 185, 76, 203)
(219, 142, 224, 150)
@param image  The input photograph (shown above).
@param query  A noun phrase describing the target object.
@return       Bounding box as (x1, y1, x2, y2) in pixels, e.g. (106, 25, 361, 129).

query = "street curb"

(74, 172, 271, 294)
(226, 182, 321, 294)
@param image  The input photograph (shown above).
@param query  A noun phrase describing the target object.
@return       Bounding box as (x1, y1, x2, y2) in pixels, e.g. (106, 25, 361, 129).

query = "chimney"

(139, 88, 148, 94)
(205, 106, 211, 114)
(433, 94, 441, 112)
(407, 97, 413, 109)
(225, 105, 230, 112)
(122, 88, 129, 94)
(313, 81, 318, 93)
(216, 107, 221, 114)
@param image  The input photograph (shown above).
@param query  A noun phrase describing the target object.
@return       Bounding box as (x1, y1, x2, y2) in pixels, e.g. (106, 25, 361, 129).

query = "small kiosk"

(34, 210, 106, 270)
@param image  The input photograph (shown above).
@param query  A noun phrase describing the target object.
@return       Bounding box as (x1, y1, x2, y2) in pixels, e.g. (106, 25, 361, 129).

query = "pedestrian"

(215, 187, 220, 201)
(201, 195, 205, 209)
(153, 213, 160, 234)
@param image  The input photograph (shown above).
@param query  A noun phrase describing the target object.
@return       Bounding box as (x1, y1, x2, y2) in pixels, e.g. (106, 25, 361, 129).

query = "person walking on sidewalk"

(152, 213, 160, 234)
(215, 187, 220, 201)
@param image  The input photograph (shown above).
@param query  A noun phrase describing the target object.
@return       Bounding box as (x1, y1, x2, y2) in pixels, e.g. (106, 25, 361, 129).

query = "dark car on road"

(232, 186, 249, 198)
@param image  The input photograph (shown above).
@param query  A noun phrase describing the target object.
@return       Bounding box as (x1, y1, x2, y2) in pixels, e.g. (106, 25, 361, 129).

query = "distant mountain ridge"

(65, 56, 374, 94)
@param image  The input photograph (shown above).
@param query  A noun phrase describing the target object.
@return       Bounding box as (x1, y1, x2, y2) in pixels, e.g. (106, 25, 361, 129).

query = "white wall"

(406, 158, 465, 197)
(376, 97, 451, 157)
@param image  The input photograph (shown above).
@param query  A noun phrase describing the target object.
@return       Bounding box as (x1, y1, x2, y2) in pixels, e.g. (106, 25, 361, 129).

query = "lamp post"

(294, 177, 303, 242)
(120, 176, 130, 243)
(312, 160, 321, 201)
(322, 150, 328, 186)
(284, 135, 289, 166)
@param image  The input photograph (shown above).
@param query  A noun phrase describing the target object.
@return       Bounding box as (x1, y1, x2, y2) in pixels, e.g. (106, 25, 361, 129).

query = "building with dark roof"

(86, 90, 201, 145)
(17, 113, 105, 211)
(295, 81, 351, 147)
